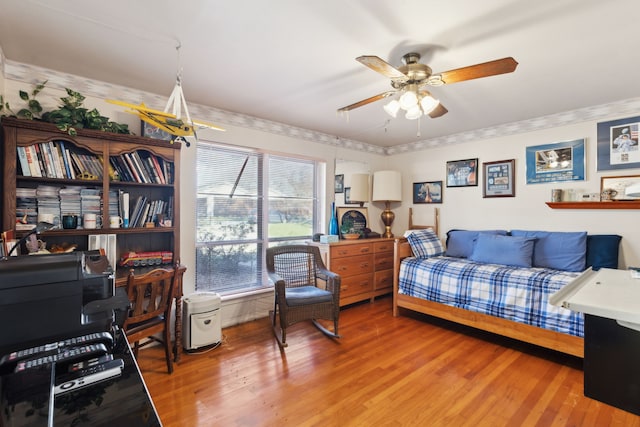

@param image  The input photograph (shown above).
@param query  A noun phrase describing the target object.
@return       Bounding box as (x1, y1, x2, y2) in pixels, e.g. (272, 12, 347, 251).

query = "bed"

(392, 209, 622, 358)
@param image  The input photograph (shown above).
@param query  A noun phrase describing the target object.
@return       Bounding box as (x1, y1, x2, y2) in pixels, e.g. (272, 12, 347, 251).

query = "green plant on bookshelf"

(0, 80, 47, 119)
(42, 88, 130, 136)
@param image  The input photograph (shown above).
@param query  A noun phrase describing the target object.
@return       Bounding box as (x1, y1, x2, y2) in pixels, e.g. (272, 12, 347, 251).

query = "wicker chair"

(123, 265, 178, 374)
(266, 245, 341, 347)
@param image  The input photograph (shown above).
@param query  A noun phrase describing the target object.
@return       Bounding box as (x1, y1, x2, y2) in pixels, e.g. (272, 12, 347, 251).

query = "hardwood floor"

(137, 296, 640, 426)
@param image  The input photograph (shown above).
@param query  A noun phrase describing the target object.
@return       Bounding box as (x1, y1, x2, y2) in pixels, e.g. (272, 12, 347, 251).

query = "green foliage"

(42, 88, 130, 135)
(1, 82, 130, 136)
(0, 80, 47, 119)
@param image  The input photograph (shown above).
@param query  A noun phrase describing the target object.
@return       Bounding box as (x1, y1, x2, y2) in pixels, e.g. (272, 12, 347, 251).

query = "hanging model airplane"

(107, 69, 225, 145)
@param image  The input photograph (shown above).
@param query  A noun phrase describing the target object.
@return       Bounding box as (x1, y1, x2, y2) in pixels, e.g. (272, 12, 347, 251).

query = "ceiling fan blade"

(436, 57, 518, 84)
(337, 91, 395, 112)
(356, 56, 408, 82)
(428, 103, 448, 118)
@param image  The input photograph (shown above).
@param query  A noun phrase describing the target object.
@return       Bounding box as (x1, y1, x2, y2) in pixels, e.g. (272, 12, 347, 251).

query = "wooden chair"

(266, 245, 341, 348)
(123, 265, 178, 374)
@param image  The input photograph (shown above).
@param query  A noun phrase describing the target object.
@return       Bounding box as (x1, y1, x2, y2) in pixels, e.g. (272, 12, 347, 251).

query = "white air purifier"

(183, 292, 222, 351)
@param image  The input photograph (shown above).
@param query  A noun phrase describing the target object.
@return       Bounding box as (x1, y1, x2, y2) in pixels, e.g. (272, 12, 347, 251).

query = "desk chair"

(123, 265, 178, 374)
(266, 245, 341, 348)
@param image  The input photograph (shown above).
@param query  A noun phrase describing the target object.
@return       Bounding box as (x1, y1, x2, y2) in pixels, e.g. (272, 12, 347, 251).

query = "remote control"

(14, 343, 108, 373)
(0, 332, 113, 366)
(54, 359, 124, 395)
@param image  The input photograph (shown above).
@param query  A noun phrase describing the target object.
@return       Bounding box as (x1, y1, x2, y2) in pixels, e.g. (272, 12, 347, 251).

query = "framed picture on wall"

(413, 181, 442, 204)
(600, 175, 640, 200)
(597, 116, 640, 171)
(446, 158, 478, 187)
(525, 138, 585, 184)
(334, 174, 344, 193)
(483, 159, 515, 198)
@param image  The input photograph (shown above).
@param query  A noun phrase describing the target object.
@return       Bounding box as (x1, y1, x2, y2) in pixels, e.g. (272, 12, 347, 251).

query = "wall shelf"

(546, 201, 640, 209)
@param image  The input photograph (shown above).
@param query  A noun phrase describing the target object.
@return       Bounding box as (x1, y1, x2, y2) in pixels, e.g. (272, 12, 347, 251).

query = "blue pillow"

(468, 234, 536, 267)
(445, 229, 508, 258)
(586, 234, 621, 270)
(406, 228, 444, 258)
(510, 230, 587, 272)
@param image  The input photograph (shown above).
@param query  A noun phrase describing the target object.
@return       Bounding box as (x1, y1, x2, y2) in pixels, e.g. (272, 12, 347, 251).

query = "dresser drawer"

(340, 273, 374, 298)
(374, 252, 394, 271)
(330, 243, 373, 259)
(374, 269, 394, 291)
(373, 240, 394, 253)
(331, 254, 374, 276)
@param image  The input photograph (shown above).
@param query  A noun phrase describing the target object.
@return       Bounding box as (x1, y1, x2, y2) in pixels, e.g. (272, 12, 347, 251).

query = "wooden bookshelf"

(1, 117, 181, 265)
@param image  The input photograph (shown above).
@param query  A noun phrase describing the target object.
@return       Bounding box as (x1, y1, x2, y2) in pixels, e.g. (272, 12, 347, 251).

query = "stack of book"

(36, 185, 61, 227)
(80, 188, 101, 226)
(16, 141, 103, 180)
(109, 150, 173, 184)
(127, 196, 170, 228)
(59, 186, 83, 217)
(16, 187, 37, 230)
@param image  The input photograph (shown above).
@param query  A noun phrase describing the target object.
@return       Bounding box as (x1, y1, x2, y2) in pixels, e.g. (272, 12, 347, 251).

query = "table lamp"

(372, 170, 402, 238)
(349, 173, 370, 207)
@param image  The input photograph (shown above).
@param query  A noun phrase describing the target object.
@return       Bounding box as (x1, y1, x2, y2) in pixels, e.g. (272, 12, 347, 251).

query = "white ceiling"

(1, 0, 639, 148)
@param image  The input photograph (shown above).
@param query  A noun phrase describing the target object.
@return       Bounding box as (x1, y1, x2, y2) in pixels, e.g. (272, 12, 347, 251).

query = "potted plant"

(340, 218, 361, 240)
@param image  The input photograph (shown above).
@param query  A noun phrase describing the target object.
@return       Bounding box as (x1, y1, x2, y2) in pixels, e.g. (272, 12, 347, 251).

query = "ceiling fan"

(337, 53, 518, 120)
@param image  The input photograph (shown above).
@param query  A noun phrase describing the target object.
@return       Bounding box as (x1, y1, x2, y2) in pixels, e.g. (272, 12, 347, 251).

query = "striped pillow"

(405, 228, 444, 258)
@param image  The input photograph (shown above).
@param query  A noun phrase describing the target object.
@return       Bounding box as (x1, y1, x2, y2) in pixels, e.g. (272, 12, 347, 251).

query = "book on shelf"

(16, 146, 30, 177)
(26, 145, 42, 177)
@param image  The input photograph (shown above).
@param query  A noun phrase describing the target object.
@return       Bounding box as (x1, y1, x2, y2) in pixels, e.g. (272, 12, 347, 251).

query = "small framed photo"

(597, 116, 640, 171)
(600, 175, 640, 200)
(334, 174, 344, 193)
(413, 181, 442, 204)
(141, 120, 173, 141)
(483, 159, 515, 198)
(446, 158, 478, 187)
(525, 138, 585, 184)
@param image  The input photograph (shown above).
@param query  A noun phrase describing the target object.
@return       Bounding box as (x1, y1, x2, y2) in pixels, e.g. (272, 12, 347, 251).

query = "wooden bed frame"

(392, 208, 584, 358)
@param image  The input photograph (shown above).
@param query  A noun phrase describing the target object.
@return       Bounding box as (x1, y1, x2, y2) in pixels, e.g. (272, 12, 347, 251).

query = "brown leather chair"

(266, 245, 341, 347)
(123, 265, 178, 374)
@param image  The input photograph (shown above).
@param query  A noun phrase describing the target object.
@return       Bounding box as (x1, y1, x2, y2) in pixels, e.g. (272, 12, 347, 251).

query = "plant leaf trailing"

(1, 82, 130, 135)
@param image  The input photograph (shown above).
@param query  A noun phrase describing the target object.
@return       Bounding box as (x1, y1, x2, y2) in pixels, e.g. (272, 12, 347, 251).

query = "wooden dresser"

(308, 238, 395, 306)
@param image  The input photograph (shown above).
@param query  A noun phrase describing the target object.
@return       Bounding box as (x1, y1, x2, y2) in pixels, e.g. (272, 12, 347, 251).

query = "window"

(195, 142, 322, 295)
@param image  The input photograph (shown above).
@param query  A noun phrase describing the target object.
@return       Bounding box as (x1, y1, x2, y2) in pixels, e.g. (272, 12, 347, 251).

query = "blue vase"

(328, 202, 339, 235)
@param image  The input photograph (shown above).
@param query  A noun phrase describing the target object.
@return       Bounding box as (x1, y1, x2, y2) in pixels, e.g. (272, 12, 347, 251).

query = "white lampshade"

(372, 170, 402, 202)
(405, 105, 422, 120)
(625, 182, 640, 198)
(399, 91, 418, 110)
(383, 99, 400, 118)
(349, 173, 370, 202)
(420, 94, 440, 114)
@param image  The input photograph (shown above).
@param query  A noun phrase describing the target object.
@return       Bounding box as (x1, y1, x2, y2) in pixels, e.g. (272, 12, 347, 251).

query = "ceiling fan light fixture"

(420, 95, 440, 114)
(405, 105, 422, 120)
(399, 90, 418, 110)
(383, 99, 401, 118)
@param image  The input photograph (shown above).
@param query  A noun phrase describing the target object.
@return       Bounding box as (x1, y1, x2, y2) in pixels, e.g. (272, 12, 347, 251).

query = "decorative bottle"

(328, 202, 339, 235)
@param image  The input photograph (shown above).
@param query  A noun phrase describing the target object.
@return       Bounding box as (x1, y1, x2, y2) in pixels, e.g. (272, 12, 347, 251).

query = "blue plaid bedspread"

(398, 256, 584, 337)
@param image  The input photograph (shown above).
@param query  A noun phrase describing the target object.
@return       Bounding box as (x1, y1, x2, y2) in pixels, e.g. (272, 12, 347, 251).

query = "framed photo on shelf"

(413, 181, 442, 204)
(483, 159, 515, 198)
(337, 207, 368, 234)
(334, 174, 344, 193)
(600, 175, 640, 200)
(597, 115, 640, 171)
(525, 138, 585, 184)
(141, 120, 173, 141)
(446, 158, 478, 187)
